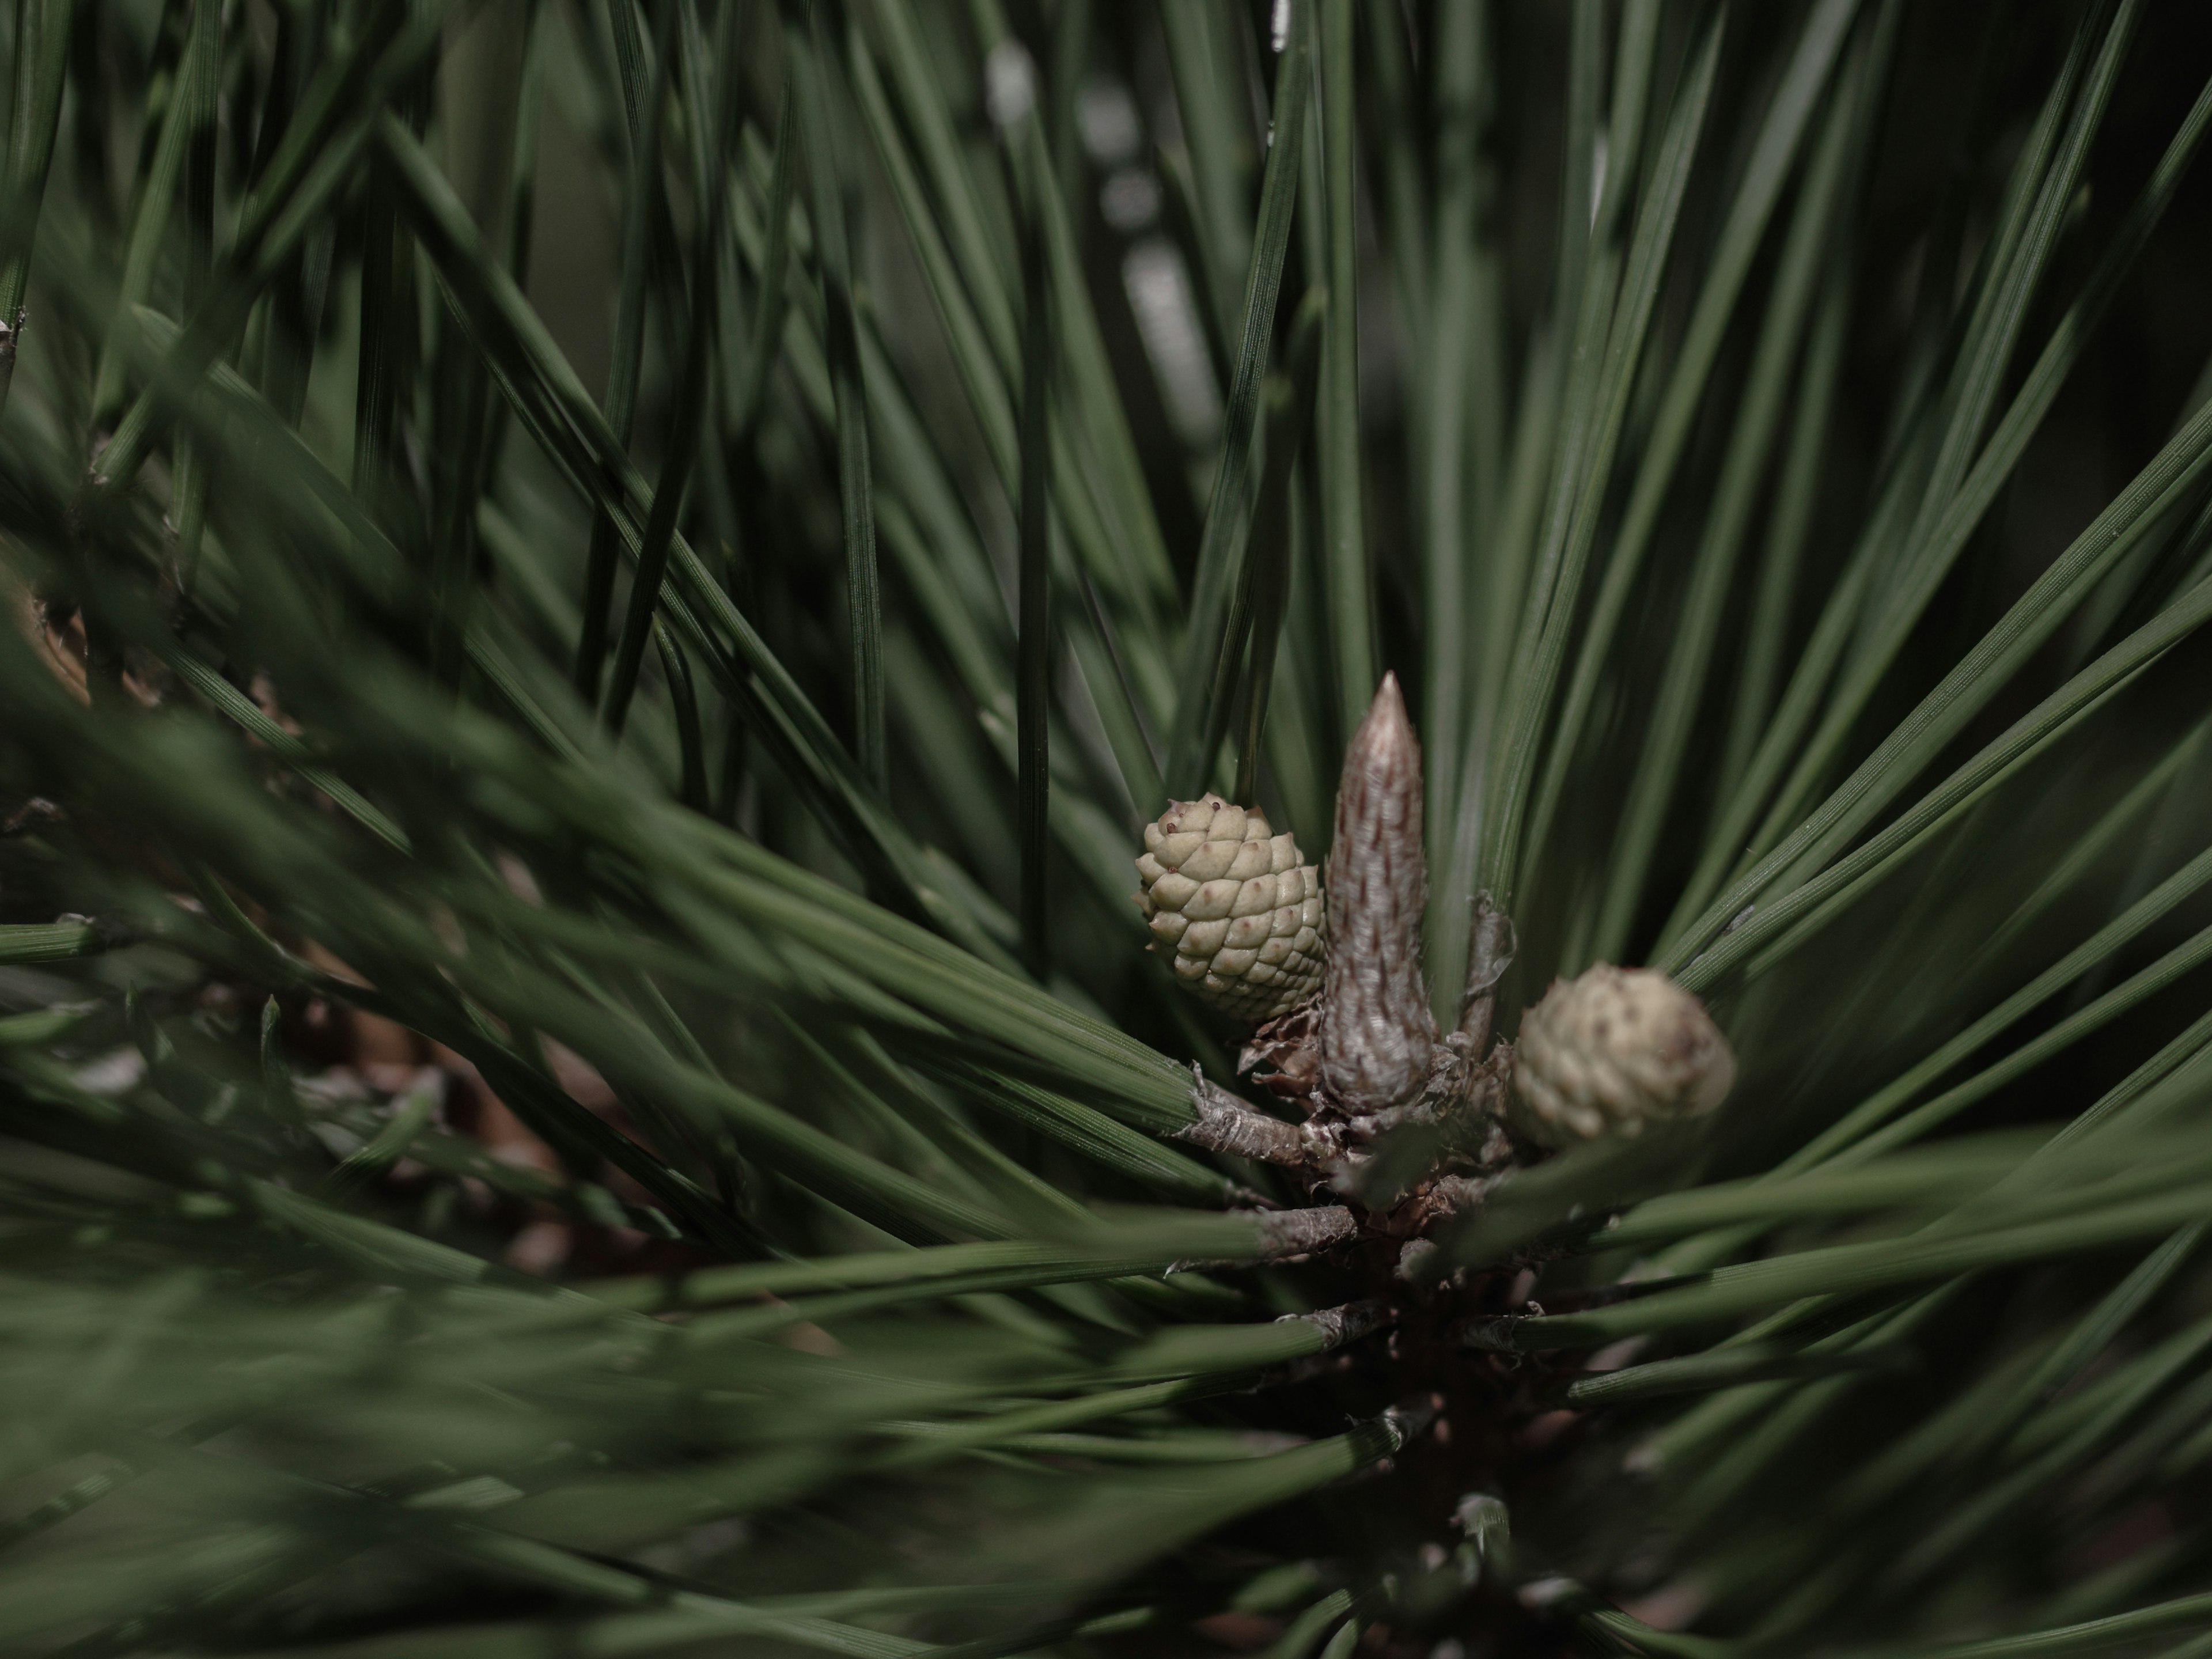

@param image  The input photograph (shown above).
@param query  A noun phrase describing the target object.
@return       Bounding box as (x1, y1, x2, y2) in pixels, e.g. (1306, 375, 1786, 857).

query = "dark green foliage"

(4, 1, 2212, 1654)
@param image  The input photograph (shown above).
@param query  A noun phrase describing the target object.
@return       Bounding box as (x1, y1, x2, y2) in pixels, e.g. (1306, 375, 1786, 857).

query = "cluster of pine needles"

(7, 0, 2212, 1653)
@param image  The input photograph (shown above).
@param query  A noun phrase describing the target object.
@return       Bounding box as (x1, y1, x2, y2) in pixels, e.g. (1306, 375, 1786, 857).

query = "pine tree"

(4, 1, 2212, 1654)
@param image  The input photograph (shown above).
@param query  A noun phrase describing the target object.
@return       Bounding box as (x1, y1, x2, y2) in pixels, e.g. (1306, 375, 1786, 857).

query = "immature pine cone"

(1134, 794, 1324, 1022)
(1512, 965, 1735, 1145)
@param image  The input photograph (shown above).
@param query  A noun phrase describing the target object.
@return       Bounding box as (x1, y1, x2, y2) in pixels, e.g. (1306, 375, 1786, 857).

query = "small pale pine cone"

(1134, 793, 1324, 1022)
(1512, 964, 1735, 1145)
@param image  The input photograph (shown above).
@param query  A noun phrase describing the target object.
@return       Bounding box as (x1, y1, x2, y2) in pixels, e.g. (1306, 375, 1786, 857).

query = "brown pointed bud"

(1321, 674, 1437, 1112)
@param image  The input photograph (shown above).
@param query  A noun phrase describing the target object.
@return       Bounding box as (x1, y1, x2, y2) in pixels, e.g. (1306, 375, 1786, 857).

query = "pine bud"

(1511, 965, 1734, 1145)
(1135, 793, 1324, 1022)
(1321, 674, 1437, 1112)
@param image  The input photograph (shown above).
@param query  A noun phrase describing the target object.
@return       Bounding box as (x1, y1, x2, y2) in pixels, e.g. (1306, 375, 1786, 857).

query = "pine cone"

(1134, 794, 1324, 1022)
(1511, 965, 1734, 1145)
